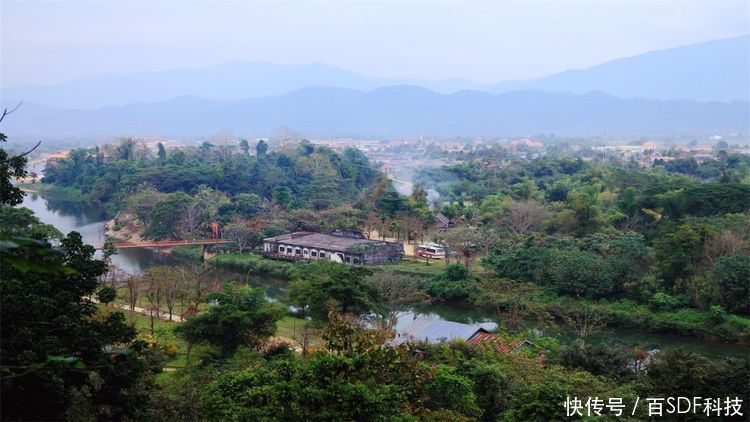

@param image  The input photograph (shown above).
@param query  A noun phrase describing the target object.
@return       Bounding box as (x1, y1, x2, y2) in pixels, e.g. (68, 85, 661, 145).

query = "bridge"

(94, 239, 234, 261)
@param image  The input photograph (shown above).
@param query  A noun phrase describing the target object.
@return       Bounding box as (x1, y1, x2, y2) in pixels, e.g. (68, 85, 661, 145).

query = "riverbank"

(202, 252, 750, 344)
(208, 253, 298, 278)
(19, 183, 85, 200)
(104, 211, 145, 244)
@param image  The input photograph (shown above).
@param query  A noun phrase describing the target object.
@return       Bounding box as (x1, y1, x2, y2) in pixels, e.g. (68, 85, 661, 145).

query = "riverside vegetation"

(2, 134, 749, 420)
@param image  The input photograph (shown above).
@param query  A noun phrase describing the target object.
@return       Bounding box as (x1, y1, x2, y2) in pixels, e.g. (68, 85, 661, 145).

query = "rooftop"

(393, 318, 497, 345)
(263, 231, 392, 253)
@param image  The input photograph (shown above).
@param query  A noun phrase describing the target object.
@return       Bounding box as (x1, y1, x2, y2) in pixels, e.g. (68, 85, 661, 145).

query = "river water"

(19, 192, 747, 359)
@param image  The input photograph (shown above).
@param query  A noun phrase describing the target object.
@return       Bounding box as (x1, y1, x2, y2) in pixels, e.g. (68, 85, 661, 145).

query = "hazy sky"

(2, 0, 748, 87)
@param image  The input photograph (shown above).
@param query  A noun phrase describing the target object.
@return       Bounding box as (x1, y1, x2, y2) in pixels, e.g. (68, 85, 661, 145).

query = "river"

(19, 192, 748, 359)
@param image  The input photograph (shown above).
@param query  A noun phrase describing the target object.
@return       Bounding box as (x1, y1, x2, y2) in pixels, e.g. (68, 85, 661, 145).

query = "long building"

(262, 230, 403, 265)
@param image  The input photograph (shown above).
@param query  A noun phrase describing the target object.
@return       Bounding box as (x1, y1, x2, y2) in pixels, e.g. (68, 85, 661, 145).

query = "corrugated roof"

(263, 232, 393, 253)
(393, 318, 493, 345)
(466, 332, 528, 354)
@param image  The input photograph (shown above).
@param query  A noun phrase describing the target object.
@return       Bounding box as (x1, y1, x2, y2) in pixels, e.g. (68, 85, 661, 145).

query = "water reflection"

(20, 193, 178, 274)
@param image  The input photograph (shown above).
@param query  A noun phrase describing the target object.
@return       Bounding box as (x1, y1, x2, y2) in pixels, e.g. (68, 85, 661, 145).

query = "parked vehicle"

(416, 243, 447, 259)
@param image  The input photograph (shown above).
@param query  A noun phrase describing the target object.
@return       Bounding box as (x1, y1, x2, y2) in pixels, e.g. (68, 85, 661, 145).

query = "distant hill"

(492, 35, 750, 102)
(2, 86, 747, 138)
(1, 35, 747, 109)
(0, 61, 485, 110)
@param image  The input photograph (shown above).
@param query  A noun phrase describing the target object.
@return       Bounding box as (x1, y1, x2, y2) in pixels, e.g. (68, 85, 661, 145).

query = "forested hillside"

(43, 139, 381, 240)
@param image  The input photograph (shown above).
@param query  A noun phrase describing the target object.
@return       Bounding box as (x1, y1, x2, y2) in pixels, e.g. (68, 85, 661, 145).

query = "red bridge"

(93, 239, 233, 250)
(94, 239, 233, 261)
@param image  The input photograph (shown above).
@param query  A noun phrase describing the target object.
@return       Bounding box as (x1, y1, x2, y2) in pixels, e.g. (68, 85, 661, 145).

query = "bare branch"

(0, 101, 23, 124)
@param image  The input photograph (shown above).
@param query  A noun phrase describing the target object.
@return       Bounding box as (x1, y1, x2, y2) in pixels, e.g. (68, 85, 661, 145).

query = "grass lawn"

(374, 257, 488, 277)
(275, 316, 326, 349)
(122, 310, 191, 368)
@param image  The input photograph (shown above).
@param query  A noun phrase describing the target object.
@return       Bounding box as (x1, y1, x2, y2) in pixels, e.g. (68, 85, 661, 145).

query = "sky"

(1, 0, 748, 87)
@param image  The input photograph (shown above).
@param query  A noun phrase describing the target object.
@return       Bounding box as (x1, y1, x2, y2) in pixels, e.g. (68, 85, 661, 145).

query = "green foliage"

(141, 192, 193, 239)
(0, 131, 30, 206)
(176, 283, 285, 356)
(1, 231, 161, 420)
(204, 315, 430, 420)
(714, 254, 750, 315)
(427, 264, 477, 302)
(645, 349, 750, 402)
(209, 253, 297, 278)
(556, 340, 633, 381)
(288, 261, 381, 321)
(42, 139, 380, 223)
(0, 205, 63, 240)
(549, 249, 614, 298)
(662, 183, 750, 219)
(426, 365, 481, 417)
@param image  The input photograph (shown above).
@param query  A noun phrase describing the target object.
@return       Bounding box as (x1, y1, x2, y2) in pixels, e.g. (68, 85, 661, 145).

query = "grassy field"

(118, 310, 323, 372)
(209, 252, 462, 279)
(123, 310, 190, 368)
(209, 253, 298, 278)
(171, 245, 204, 261)
(373, 257, 487, 277)
(276, 316, 325, 348)
(114, 288, 210, 319)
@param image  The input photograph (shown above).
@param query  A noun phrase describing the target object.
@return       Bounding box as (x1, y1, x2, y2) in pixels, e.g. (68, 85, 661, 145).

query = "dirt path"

(94, 299, 184, 322)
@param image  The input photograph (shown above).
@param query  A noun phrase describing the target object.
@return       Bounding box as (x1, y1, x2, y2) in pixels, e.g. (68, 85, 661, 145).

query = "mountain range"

(2, 87, 746, 138)
(1, 35, 747, 138)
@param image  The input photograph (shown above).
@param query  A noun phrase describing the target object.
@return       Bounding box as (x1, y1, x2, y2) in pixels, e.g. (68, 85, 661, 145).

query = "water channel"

(20, 192, 748, 359)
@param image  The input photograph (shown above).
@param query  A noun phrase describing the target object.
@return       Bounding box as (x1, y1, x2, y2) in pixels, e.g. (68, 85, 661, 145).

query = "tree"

(567, 184, 604, 235)
(288, 261, 381, 322)
(256, 139, 268, 156)
(143, 267, 164, 334)
(142, 192, 193, 239)
(1, 232, 160, 420)
(124, 274, 143, 318)
(0, 205, 62, 240)
(410, 182, 429, 208)
(1, 104, 39, 206)
(556, 340, 633, 381)
(203, 314, 431, 420)
(176, 283, 284, 356)
(427, 264, 477, 302)
(473, 277, 548, 331)
(239, 138, 249, 156)
(272, 186, 293, 210)
(369, 270, 431, 328)
(439, 226, 483, 266)
(157, 142, 167, 162)
(554, 302, 608, 340)
(223, 222, 254, 253)
(501, 199, 548, 236)
(714, 254, 750, 315)
(550, 249, 614, 299)
(426, 365, 481, 418)
(156, 266, 188, 321)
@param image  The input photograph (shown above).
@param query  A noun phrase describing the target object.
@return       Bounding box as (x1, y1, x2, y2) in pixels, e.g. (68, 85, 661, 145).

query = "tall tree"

(289, 261, 381, 322)
(176, 283, 284, 356)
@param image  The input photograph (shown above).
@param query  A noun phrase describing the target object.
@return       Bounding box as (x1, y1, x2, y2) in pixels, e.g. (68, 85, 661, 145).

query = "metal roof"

(393, 318, 496, 345)
(263, 232, 396, 253)
(466, 332, 529, 354)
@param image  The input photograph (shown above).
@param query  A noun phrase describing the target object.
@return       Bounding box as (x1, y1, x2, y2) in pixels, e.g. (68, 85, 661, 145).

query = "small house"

(392, 318, 497, 345)
(436, 213, 454, 229)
